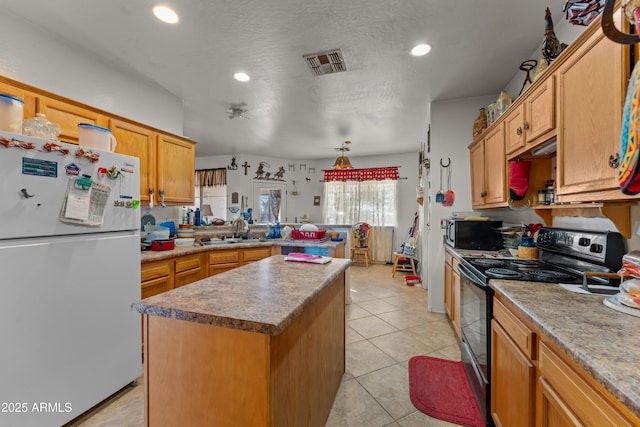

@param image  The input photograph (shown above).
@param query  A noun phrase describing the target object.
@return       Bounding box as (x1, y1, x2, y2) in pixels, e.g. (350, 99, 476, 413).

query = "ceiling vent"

(303, 49, 346, 76)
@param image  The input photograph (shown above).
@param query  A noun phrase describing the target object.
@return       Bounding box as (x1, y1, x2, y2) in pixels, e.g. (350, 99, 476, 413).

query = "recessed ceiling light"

(153, 5, 179, 24)
(233, 72, 250, 82)
(410, 43, 431, 56)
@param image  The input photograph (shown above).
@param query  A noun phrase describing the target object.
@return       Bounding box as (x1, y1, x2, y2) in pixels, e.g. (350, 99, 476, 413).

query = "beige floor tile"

(324, 378, 394, 427)
(376, 310, 430, 330)
(346, 304, 373, 321)
(349, 288, 379, 304)
(369, 331, 435, 363)
(70, 380, 143, 427)
(431, 343, 462, 362)
(346, 326, 365, 344)
(346, 340, 397, 378)
(404, 323, 459, 351)
(348, 315, 398, 339)
(357, 364, 416, 420)
(356, 299, 400, 315)
(396, 410, 459, 426)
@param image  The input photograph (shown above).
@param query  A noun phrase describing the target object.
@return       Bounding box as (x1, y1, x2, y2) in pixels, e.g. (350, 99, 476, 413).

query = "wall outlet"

(440, 219, 447, 229)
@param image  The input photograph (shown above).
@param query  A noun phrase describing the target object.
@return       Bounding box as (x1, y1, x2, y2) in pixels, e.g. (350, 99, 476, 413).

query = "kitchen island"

(134, 255, 351, 427)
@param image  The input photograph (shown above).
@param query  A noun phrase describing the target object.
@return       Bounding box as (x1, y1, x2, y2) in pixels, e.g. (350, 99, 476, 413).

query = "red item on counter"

(151, 239, 175, 251)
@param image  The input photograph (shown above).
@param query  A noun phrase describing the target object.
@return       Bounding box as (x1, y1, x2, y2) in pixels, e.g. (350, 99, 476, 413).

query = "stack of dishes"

(176, 225, 195, 239)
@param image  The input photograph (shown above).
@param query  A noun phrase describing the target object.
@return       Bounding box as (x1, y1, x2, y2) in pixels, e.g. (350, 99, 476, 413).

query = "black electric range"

(461, 257, 583, 285)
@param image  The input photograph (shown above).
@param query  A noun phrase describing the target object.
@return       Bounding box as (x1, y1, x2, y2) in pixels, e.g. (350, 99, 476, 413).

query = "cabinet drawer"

(175, 269, 201, 288)
(209, 250, 240, 265)
(539, 342, 636, 426)
(243, 248, 272, 262)
(141, 276, 171, 299)
(493, 298, 536, 360)
(209, 265, 237, 276)
(175, 254, 202, 273)
(141, 262, 171, 282)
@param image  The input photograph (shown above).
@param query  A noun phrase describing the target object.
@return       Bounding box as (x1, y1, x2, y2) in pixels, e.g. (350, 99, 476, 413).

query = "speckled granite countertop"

(133, 255, 351, 336)
(141, 239, 345, 263)
(491, 279, 640, 418)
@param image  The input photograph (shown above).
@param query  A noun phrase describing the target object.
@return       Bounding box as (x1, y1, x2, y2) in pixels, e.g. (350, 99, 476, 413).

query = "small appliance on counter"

(445, 218, 503, 250)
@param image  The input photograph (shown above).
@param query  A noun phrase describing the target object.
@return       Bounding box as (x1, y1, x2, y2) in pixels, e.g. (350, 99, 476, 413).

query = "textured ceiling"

(0, 0, 565, 159)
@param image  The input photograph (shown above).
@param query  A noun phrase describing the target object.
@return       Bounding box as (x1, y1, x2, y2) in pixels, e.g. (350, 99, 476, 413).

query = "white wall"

(197, 151, 420, 252)
(426, 94, 497, 312)
(0, 8, 184, 135)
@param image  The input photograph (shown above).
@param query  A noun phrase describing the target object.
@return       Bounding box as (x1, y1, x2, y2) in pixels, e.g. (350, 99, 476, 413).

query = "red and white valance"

(323, 166, 399, 182)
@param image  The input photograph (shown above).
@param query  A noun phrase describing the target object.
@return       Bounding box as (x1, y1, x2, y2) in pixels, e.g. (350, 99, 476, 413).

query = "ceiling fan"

(226, 102, 250, 119)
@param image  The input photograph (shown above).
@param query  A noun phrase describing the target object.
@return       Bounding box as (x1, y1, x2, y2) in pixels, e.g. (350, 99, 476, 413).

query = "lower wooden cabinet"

(444, 249, 460, 339)
(141, 260, 173, 299)
(492, 296, 640, 427)
(208, 250, 241, 276)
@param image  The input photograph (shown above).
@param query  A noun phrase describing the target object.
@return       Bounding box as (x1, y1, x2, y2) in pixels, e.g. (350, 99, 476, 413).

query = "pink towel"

(284, 253, 332, 264)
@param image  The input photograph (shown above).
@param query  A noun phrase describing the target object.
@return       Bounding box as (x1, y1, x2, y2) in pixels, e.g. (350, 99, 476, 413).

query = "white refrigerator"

(0, 131, 141, 426)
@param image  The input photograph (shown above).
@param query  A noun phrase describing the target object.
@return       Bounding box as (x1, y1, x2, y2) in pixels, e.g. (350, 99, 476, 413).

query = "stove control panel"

(536, 227, 625, 270)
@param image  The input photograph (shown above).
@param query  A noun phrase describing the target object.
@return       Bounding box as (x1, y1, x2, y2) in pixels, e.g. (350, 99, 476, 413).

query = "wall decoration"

(254, 161, 286, 181)
(231, 192, 239, 204)
(308, 167, 315, 174)
(299, 163, 306, 170)
(227, 157, 238, 170)
(288, 163, 295, 172)
(242, 161, 251, 175)
(313, 196, 321, 206)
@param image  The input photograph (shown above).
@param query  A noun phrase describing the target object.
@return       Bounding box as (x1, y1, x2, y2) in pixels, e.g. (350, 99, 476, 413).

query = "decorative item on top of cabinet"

(518, 59, 538, 96)
(542, 7, 567, 65)
(496, 91, 512, 116)
(564, 0, 606, 27)
(473, 108, 488, 137)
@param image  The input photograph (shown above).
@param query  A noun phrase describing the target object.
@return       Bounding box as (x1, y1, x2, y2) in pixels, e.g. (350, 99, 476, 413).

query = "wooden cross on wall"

(242, 161, 251, 175)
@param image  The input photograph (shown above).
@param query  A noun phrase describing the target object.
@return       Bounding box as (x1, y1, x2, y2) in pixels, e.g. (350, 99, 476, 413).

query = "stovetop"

(462, 257, 583, 284)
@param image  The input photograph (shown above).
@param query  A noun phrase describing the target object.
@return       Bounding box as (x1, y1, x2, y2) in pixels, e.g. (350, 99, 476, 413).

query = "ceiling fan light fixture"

(410, 43, 431, 56)
(233, 72, 250, 82)
(152, 5, 179, 24)
(333, 155, 353, 169)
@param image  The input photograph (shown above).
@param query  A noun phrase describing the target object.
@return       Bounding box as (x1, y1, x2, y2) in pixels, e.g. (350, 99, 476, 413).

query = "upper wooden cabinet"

(470, 122, 508, 208)
(110, 119, 156, 204)
(36, 96, 107, 144)
(505, 77, 556, 157)
(156, 133, 195, 205)
(556, 13, 628, 202)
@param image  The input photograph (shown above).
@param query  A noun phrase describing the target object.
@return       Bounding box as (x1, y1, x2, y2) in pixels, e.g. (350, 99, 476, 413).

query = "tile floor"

(68, 264, 461, 427)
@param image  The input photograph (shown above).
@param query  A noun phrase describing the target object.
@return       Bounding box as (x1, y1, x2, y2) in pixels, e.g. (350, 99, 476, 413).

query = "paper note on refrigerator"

(65, 185, 91, 220)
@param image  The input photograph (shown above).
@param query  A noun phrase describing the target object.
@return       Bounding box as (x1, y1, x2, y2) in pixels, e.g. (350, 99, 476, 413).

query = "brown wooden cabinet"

(556, 10, 627, 202)
(174, 253, 206, 288)
(156, 133, 195, 205)
(110, 119, 156, 204)
(141, 260, 173, 299)
(469, 122, 508, 208)
(36, 96, 107, 144)
(505, 77, 556, 158)
(493, 295, 640, 427)
(443, 249, 460, 339)
(208, 249, 241, 276)
(491, 299, 536, 427)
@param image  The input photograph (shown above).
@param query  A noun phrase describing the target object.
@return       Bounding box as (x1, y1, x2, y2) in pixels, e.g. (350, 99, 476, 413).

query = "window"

(322, 179, 397, 226)
(194, 168, 227, 218)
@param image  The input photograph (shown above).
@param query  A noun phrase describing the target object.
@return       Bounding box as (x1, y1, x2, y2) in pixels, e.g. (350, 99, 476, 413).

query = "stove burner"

(485, 268, 524, 279)
(527, 270, 573, 282)
(510, 259, 541, 268)
(470, 259, 504, 268)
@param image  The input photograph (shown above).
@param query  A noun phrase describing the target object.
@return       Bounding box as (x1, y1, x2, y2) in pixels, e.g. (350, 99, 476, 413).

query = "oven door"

(458, 262, 493, 425)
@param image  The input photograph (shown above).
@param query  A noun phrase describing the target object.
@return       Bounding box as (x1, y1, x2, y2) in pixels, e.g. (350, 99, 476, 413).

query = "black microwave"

(445, 219, 503, 250)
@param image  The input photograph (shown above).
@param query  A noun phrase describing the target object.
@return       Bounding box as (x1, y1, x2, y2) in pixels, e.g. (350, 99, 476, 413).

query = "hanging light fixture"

(333, 141, 354, 169)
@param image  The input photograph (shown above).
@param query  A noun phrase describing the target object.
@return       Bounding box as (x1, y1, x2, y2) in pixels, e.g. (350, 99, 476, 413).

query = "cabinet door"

(469, 140, 486, 207)
(36, 96, 106, 144)
(156, 133, 195, 204)
(484, 123, 507, 205)
(491, 320, 535, 427)
(452, 267, 461, 338)
(525, 77, 555, 145)
(175, 268, 201, 288)
(444, 262, 452, 318)
(505, 104, 526, 155)
(556, 25, 624, 197)
(537, 377, 583, 427)
(141, 276, 172, 299)
(110, 119, 155, 203)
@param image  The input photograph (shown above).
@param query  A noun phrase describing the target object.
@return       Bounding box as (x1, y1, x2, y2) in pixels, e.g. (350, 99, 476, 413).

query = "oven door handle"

(458, 262, 487, 290)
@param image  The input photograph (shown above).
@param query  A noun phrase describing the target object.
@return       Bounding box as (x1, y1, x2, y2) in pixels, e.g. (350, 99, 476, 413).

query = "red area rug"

(408, 355, 484, 427)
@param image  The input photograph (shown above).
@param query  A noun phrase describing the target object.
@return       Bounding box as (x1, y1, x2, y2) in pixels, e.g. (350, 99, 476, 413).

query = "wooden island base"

(143, 273, 345, 427)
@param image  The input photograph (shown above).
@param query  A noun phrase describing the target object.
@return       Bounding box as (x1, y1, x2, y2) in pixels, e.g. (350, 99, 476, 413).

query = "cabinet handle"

(609, 153, 620, 168)
(523, 121, 530, 131)
(516, 127, 522, 136)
